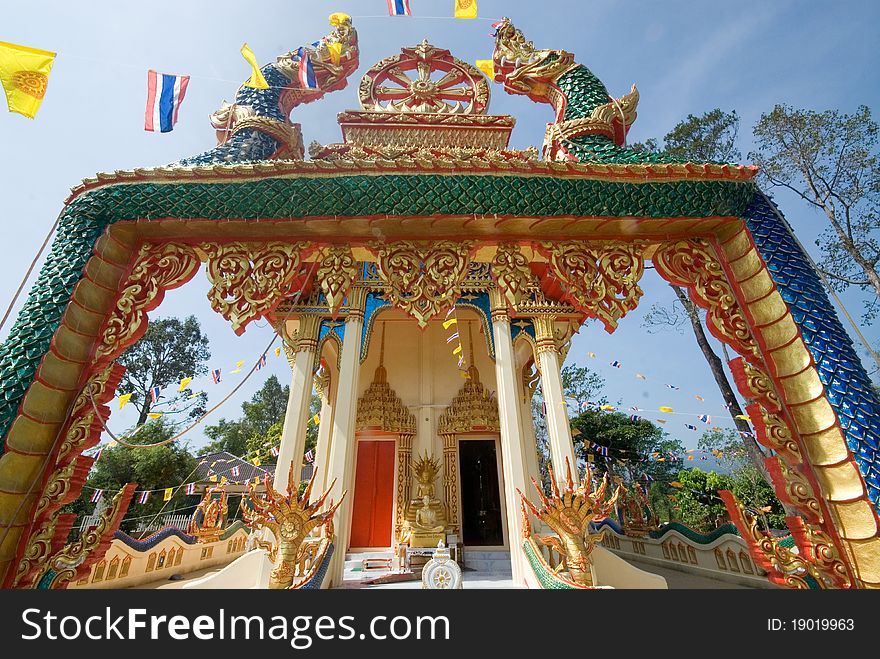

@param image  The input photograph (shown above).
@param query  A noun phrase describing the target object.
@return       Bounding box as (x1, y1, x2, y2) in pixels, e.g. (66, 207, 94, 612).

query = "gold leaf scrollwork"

(95, 243, 201, 365)
(771, 458, 823, 523)
(542, 241, 646, 333)
(720, 490, 820, 589)
(316, 245, 359, 316)
(199, 241, 311, 335)
(437, 366, 500, 435)
(652, 239, 761, 364)
(491, 243, 533, 310)
(754, 408, 802, 465)
(371, 241, 473, 327)
(740, 362, 782, 412)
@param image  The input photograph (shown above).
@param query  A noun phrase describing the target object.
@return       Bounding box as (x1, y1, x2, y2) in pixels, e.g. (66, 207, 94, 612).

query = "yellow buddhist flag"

(454, 0, 477, 19)
(326, 42, 342, 65)
(240, 43, 269, 89)
(658, 406, 674, 413)
(178, 377, 193, 392)
(209, 474, 218, 482)
(475, 59, 494, 79)
(118, 393, 133, 410)
(452, 344, 463, 355)
(587, 454, 595, 463)
(587, 352, 596, 358)
(220, 476, 228, 485)
(694, 395, 705, 401)
(108, 439, 118, 448)
(687, 455, 694, 461)
(442, 318, 458, 329)
(275, 347, 282, 357)
(312, 413, 321, 425)
(230, 359, 244, 374)
(0, 41, 56, 119)
(163, 487, 173, 501)
(329, 12, 350, 27)
(600, 405, 615, 411)
(670, 481, 683, 488)
(735, 414, 750, 421)
(147, 412, 163, 419)
(253, 457, 261, 467)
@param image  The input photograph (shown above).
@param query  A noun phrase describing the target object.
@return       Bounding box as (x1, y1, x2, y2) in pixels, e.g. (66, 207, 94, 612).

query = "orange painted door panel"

(350, 440, 395, 548)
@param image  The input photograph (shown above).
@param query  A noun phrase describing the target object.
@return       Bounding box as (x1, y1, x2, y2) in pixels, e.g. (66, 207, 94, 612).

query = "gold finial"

(466, 320, 479, 382)
(375, 322, 387, 383)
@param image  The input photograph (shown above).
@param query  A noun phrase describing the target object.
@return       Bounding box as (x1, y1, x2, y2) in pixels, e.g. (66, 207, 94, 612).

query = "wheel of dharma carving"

(360, 40, 489, 114)
(421, 541, 463, 589)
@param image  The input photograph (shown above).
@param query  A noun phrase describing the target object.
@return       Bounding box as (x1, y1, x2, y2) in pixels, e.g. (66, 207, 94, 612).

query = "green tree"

(569, 409, 685, 485)
(662, 109, 741, 162)
(205, 375, 289, 456)
(670, 468, 735, 532)
(751, 105, 880, 320)
(116, 316, 210, 426)
(77, 419, 198, 529)
(205, 376, 321, 464)
(560, 364, 605, 408)
(698, 429, 786, 529)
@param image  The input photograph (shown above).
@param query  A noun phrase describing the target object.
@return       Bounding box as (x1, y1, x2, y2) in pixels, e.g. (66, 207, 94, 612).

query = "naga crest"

(519, 458, 621, 587)
(491, 17, 577, 106)
(492, 17, 638, 153)
(240, 466, 345, 589)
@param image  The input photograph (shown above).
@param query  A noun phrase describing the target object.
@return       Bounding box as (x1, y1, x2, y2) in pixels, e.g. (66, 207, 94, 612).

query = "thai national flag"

(698, 414, 711, 424)
(186, 483, 196, 495)
(665, 384, 680, 390)
(685, 424, 697, 431)
(610, 360, 621, 368)
(90, 489, 103, 504)
(256, 354, 267, 370)
(138, 490, 150, 504)
(270, 446, 279, 457)
(304, 450, 315, 463)
(145, 70, 189, 133)
(297, 50, 319, 90)
(231, 465, 240, 477)
(212, 369, 222, 384)
(150, 386, 162, 403)
(387, 0, 411, 15)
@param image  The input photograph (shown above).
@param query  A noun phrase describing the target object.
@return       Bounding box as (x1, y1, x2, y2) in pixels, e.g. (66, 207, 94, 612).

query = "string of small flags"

(3, 5, 494, 124)
(83, 442, 318, 504)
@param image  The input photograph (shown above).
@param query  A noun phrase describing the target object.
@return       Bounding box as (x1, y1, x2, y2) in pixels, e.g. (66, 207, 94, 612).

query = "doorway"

(458, 439, 504, 546)
(350, 440, 395, 548)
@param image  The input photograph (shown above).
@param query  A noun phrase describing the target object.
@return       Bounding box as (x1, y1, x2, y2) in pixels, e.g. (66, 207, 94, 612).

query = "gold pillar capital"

(489, 288, 511, 320)
(346, 286, 368, 320)
(532, 314, 558, 355)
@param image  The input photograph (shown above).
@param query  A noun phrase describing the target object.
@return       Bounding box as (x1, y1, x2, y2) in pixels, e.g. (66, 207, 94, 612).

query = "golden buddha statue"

(400, 453, 447, 548)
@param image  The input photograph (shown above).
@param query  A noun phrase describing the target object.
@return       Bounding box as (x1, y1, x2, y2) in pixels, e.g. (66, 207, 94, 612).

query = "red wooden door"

(350, 440, 395, 548)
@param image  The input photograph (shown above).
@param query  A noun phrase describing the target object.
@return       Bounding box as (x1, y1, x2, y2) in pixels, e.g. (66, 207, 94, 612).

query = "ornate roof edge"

(65, 158, 758, 205)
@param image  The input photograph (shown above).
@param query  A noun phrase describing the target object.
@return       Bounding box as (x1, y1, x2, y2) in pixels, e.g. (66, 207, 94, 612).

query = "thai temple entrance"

(3, 14, 880, 591)
(458, 439, 504, 547)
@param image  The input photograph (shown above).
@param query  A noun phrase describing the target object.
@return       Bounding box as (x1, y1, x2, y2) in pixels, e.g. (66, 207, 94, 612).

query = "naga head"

(492, 17, 576, 107)
(276, 12, 360, 99)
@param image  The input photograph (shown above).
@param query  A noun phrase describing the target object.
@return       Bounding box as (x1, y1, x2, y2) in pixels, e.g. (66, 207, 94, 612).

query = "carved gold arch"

(3, 225, 879, 588)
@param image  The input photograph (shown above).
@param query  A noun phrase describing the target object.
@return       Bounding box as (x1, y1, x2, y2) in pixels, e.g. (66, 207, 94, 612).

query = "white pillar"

(517, 368, 541, 486)
(533, 315, 579, 485)
(324, 288, 366, 587)
(273, 314, 321, 493)
(312, 390, 335, 497)
(490, 293, 532, 586)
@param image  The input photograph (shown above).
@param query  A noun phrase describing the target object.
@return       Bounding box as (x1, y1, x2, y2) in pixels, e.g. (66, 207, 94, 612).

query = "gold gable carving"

(355, 364, 417, 434)
(438, 366, 500, 435)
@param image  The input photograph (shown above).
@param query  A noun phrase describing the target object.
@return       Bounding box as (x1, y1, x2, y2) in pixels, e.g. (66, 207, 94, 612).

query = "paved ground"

(139, 560, 765, 590)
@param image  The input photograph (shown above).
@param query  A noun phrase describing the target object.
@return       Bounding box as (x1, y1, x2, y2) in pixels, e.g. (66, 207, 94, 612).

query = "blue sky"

(1, 0, 878, 453)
